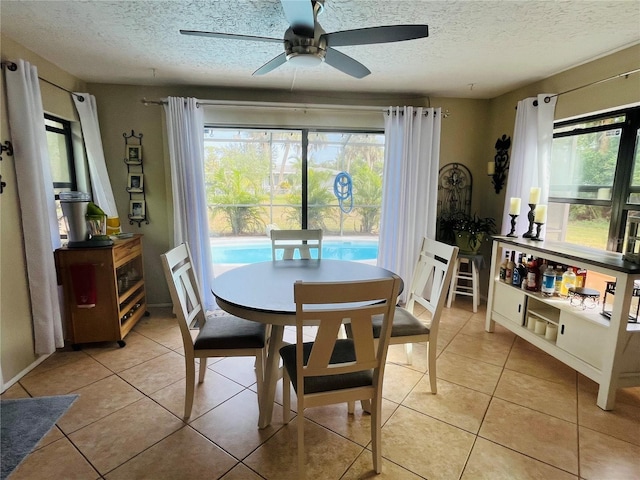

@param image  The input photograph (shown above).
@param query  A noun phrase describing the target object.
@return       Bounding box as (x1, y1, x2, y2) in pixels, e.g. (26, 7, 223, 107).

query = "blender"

(60, 192, 113, 247)
(85, 210, 113, 246)
(60, 191, 90, 247)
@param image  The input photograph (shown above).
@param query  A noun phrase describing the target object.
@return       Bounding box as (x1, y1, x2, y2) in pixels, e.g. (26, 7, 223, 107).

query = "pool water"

(212, 240, 378, 264)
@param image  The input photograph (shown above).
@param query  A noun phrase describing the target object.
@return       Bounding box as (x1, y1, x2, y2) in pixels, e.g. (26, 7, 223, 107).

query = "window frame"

(45, 113, 78, 197)
(549, 105, 640, 251)
(203, 125, 385, 232)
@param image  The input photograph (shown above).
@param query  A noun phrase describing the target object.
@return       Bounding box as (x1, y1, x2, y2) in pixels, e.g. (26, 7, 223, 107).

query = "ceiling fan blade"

(280, 0, 315, 37)
(180, 30, 283, 43)
(325, 25, 429, 47)
(253, 53, 288, 76)
(324, 48, 370, 79)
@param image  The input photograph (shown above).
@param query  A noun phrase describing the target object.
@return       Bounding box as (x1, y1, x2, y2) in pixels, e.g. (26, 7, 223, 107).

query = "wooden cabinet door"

(56, 247, 119, 343)
(492, 281, 526, 326)
(556, 311, 606, 369)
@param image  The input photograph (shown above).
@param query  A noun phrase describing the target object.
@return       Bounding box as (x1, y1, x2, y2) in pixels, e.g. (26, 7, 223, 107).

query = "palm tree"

(286, 160, 336, 230)
(351, 161, 383, 233)
(205, 137, 269, 235)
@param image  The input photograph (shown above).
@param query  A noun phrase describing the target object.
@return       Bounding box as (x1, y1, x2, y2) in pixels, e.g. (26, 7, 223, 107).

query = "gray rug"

(0, 395, 78, 480)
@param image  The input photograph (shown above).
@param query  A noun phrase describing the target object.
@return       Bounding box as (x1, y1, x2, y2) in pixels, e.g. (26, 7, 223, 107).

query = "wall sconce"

(488, 134, 511, 194)
(0, 140, 13, 195)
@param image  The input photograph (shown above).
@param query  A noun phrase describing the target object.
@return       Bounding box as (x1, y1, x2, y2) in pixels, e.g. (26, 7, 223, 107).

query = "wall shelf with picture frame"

(123, 130, 149, 227)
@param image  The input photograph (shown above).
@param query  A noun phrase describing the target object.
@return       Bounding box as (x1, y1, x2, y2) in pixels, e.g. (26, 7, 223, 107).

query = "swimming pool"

(212, 239, 378, 264)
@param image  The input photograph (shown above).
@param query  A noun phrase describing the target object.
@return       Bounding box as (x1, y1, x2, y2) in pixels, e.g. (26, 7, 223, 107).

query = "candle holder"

(506, 214, 518, 237)
(532, 222, 544, 241)
(522, 203, 536, 238)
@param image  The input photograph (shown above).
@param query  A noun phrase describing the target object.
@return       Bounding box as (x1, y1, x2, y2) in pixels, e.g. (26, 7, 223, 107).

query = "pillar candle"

(534, 204, 548, 223)
(509, 197, 521, 215)
(487, 161, 495, 175)
(529, 187, 541, 204)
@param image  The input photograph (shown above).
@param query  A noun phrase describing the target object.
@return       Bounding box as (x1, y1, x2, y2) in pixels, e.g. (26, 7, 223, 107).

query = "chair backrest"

(270, 229, 323, 260)
(405, 237, 459, 336)
(293, 276, 401, 398)
(160, 243, 205, 352)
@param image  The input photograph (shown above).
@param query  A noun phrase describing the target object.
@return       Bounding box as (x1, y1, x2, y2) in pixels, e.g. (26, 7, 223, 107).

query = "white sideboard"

(485, 236, 640, 410)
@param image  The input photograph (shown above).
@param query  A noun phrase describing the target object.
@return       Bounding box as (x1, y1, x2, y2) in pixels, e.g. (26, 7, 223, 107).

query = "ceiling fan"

(180, 0, 428, 79)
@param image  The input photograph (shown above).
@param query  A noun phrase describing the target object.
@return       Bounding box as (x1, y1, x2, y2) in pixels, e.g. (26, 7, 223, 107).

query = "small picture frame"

(125, 145, 142, 164)
(127, 173, 144, 193)
(129, 200, 145, 219)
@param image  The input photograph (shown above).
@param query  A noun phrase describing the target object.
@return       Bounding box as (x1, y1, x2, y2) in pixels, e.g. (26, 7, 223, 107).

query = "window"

(46, 114, 77, 195)
(45, 114, 77, 238)
(203, 127, 385, 268)
(547, 106, 640, 251)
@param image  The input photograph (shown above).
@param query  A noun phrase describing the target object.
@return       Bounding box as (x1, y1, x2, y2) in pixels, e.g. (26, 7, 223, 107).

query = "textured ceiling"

(1, 0, 639, 99)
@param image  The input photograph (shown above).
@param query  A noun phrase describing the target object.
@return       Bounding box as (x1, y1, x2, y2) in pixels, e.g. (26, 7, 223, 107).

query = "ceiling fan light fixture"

(286, 52, 324, 67)
(284, 36, 326, 67)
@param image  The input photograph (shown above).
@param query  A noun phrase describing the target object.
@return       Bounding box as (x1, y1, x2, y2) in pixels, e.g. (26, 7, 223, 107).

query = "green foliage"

(568, 204, 612, 221)
(551, 129, 619, 194)
(206, 140, 269, 235)
(204, 130, 386, 235)
(285, 160, 336, 229)
(437, 212, 496, 246)
(351, 160, 382, 233)
(576, 131, 618, 186)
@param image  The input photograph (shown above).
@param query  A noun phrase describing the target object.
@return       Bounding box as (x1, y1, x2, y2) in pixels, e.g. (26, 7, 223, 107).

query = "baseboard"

(1, 353, 50, 394)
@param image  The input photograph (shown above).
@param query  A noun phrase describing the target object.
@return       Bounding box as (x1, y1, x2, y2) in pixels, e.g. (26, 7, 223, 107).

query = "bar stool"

(447, 253, 484, 313)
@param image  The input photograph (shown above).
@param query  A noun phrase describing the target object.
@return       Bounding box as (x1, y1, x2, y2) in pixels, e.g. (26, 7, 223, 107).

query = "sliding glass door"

(203, 127, 384, 270)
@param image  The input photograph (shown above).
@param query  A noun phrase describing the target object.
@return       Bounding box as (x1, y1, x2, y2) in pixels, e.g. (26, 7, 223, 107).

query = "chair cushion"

(279, 339, 373, 394)
(194, 315, 266, 350)
(372, 307, 429, 338)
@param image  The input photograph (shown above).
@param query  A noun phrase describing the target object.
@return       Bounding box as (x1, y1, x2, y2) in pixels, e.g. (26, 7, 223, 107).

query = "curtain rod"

(540, 67, 640, 104)
(141, 97, 447, 117)
(141, 97, 386, 112)
(1, 60, 85, 101)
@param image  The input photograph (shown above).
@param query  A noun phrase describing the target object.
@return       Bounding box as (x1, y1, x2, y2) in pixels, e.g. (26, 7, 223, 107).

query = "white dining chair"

(280, 275, 401, 478)
(270, 229, 323, 260)
(269, 229, 323, 405)
(161, 243, 267, 419)
(379, 237, 458, 393)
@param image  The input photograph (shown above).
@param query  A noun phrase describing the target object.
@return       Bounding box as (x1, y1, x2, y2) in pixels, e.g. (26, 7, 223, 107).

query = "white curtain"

(164, 97, 215, 310)
(5, 59, 64, 354)
(501, 94, 557, 236)
(378, 106, 441, 303)
(72, 93, 118, 218)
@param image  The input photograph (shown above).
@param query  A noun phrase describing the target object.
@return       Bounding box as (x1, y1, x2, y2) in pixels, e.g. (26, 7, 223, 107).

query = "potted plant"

(437, 212, 496, 254)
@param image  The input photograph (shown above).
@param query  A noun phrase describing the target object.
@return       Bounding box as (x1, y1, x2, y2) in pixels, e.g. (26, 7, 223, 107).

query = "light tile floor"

(3, 299, 640, 479)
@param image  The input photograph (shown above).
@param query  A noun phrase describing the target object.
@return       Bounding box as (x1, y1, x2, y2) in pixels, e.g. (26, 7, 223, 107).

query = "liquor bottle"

(513, 254, 526, 288)
(499, 252, 509, 282)
(541, 265, 556, 296)
(538, 259, 547, 284)
(560, 267, 577, 297)
(511, 253, 521, 286)
(554, 266, 564, 296)
(526, 256, 538, 291)
(518, 255, 528, 287)
(506, 251, 515, 285)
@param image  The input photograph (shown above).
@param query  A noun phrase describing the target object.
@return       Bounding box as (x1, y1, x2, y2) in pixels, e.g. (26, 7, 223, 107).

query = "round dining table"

(212, 259, 400, 428)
